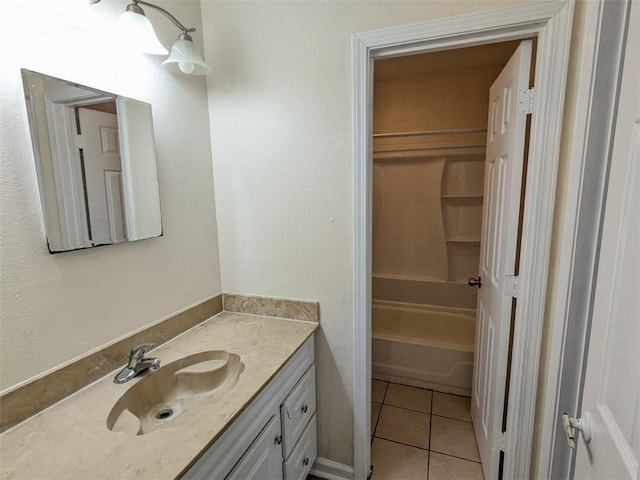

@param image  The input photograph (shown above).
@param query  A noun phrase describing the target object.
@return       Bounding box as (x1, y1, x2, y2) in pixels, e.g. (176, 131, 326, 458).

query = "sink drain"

(156, 408, 174, 420)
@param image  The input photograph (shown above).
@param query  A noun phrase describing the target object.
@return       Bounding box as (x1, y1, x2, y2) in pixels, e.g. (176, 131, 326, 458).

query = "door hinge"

(505, 275, 519, 298)
(493, 431, 506, 451)
(74, 134, 85, 148)
(517, 87, 535, 115)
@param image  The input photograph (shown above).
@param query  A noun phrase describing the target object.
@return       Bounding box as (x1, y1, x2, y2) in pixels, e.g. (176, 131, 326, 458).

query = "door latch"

(561, 412, 592, 448)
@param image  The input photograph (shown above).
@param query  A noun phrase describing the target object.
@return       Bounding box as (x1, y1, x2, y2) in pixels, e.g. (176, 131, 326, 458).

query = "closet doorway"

(352, 5, 573, 479)
(369, 39, 534, 479)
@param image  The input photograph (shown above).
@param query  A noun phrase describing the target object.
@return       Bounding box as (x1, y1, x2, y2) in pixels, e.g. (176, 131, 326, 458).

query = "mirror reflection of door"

(21, 69, 163, 253)
(77, 107, 126, 245)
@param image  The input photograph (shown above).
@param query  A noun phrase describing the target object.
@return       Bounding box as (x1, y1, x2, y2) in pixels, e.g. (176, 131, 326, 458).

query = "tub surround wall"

(0, 0, 221, 392)
(372, 300, 475, 395)
(0, 295, 223, 433)
(373, 144, 486, 287)
(372, 46, 521, 301)
(372, 277, 477, 310)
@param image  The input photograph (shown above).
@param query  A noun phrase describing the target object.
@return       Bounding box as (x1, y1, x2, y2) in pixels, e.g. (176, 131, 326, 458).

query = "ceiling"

(374, 40, 523, 82)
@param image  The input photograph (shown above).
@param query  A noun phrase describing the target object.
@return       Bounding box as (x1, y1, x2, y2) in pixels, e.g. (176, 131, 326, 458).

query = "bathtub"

(372, 299, 476, 396)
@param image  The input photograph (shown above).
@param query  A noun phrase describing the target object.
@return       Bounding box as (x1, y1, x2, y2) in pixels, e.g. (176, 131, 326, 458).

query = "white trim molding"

(352, 2, 574, 479)
(536, 1, 633, 477)
(310, 457, 354, 480)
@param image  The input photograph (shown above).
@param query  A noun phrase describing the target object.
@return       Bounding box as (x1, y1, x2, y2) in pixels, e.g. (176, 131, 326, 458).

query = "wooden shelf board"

(441, 194, 483, 199)
(446, 238, 481, 244)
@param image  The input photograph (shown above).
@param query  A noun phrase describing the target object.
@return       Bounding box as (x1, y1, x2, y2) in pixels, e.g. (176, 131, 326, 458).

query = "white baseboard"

(310, 457, 354, 480)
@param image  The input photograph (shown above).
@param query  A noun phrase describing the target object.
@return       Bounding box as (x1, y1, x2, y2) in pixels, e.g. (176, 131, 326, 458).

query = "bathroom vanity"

(0, 313, 318, 479)
(183, 337, 316, 479)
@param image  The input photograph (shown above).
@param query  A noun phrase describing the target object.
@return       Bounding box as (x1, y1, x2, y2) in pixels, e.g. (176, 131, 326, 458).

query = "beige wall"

(201, 0, 523, 467)
(373, 41, 519, 134)
(0, 0, 221, 391)
(374, 67, 502, 133)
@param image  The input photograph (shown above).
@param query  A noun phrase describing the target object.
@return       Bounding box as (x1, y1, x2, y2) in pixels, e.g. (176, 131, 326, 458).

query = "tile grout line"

(371, 434, 482, 465)
(370, 381, 390, 459)
(382, 402, 431, 416)
(373, 381, 389, 476)
(383, 380, 471, 399)
(373, 435, 429, 452)
(427, 392, 434, 480)
(383, 402, 471, 422)
(429, 448, 483, 465)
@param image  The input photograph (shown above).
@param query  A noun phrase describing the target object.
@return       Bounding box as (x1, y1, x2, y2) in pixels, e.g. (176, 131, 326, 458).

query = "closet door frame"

(352, 2, 574, 479)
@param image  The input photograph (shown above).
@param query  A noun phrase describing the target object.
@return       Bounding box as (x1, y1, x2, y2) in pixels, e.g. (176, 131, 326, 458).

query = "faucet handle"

(130, 342, 155, 358)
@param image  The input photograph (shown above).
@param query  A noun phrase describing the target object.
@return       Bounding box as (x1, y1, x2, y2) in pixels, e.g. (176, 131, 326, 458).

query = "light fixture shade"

(162, 37, 211, 75)
(117, 9, 168, 55)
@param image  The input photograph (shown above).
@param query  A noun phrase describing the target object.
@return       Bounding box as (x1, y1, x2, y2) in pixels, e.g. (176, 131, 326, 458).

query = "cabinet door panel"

(226, 415, 283, 480)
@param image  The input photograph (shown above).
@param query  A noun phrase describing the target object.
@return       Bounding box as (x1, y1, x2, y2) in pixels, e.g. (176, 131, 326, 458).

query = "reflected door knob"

(468, 276, 482, 288)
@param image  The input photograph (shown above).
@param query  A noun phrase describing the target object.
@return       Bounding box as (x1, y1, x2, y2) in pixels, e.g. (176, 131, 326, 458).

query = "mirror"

(21, 69, 163, 253)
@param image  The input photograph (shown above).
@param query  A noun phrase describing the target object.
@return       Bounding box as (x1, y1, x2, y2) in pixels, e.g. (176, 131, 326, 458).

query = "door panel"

(471, 39, 532, 479)
(78, 108, 125, 245)
(226, 415, 284, 480)
(574, 3, 639, 477)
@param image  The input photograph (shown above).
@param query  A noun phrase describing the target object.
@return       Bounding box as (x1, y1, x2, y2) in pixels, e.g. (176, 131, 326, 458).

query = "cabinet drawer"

(281, 365, 316, 458)
(283, 414, 317, 480)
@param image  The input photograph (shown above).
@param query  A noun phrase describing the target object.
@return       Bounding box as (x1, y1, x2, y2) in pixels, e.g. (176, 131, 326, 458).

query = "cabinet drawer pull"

(303, 457, 310, 466)
(274, 435, 282, 445)
(301, 404, 308, 414)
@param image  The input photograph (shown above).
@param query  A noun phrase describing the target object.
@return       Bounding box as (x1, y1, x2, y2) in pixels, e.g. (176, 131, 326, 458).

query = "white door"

(573, 3, 640, 478)
(78, 107, 126, 245)
(471, 40, 532, 479)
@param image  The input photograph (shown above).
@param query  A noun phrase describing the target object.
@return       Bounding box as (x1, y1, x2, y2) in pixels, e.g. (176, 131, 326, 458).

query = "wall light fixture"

(91, 0, 211, 75)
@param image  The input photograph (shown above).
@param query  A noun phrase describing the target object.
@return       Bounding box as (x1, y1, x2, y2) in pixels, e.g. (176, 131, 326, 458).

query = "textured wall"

(0, 0, 221, 391)
(200, 0, 522, 467)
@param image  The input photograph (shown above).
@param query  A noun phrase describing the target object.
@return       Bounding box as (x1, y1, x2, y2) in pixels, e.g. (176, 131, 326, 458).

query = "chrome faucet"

(114, 343, 161, 384)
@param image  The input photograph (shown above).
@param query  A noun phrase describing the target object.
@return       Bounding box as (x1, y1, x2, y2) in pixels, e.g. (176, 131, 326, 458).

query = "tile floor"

(370, 379, 485, 480)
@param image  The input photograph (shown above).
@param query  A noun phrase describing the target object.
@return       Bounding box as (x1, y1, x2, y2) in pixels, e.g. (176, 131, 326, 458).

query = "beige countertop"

(0, 312, 317, 479)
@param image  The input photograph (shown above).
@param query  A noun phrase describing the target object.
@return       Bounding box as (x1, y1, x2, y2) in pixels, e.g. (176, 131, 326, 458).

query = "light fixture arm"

(132, 0, 196, 34)
(89, 0, 211, 74)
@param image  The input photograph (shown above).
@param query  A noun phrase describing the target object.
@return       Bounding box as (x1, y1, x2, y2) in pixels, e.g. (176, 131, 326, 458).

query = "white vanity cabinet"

(181, 335, 317, 480)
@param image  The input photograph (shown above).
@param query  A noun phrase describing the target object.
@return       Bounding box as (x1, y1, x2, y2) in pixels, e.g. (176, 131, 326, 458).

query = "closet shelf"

(441, 194, 483, 199)
(446, 238, 481, 245)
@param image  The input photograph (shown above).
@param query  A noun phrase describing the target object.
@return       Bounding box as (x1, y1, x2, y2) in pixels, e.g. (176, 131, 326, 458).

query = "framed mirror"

(21, 69, 163, 253)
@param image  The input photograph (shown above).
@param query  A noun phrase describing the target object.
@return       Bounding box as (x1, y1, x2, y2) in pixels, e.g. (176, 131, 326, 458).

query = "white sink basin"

(106, 350, 244, 435)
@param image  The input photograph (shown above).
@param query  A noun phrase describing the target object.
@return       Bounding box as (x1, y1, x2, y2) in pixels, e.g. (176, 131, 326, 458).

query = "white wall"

(0, 0, 221, 391)
(201, 0, 522, 467)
